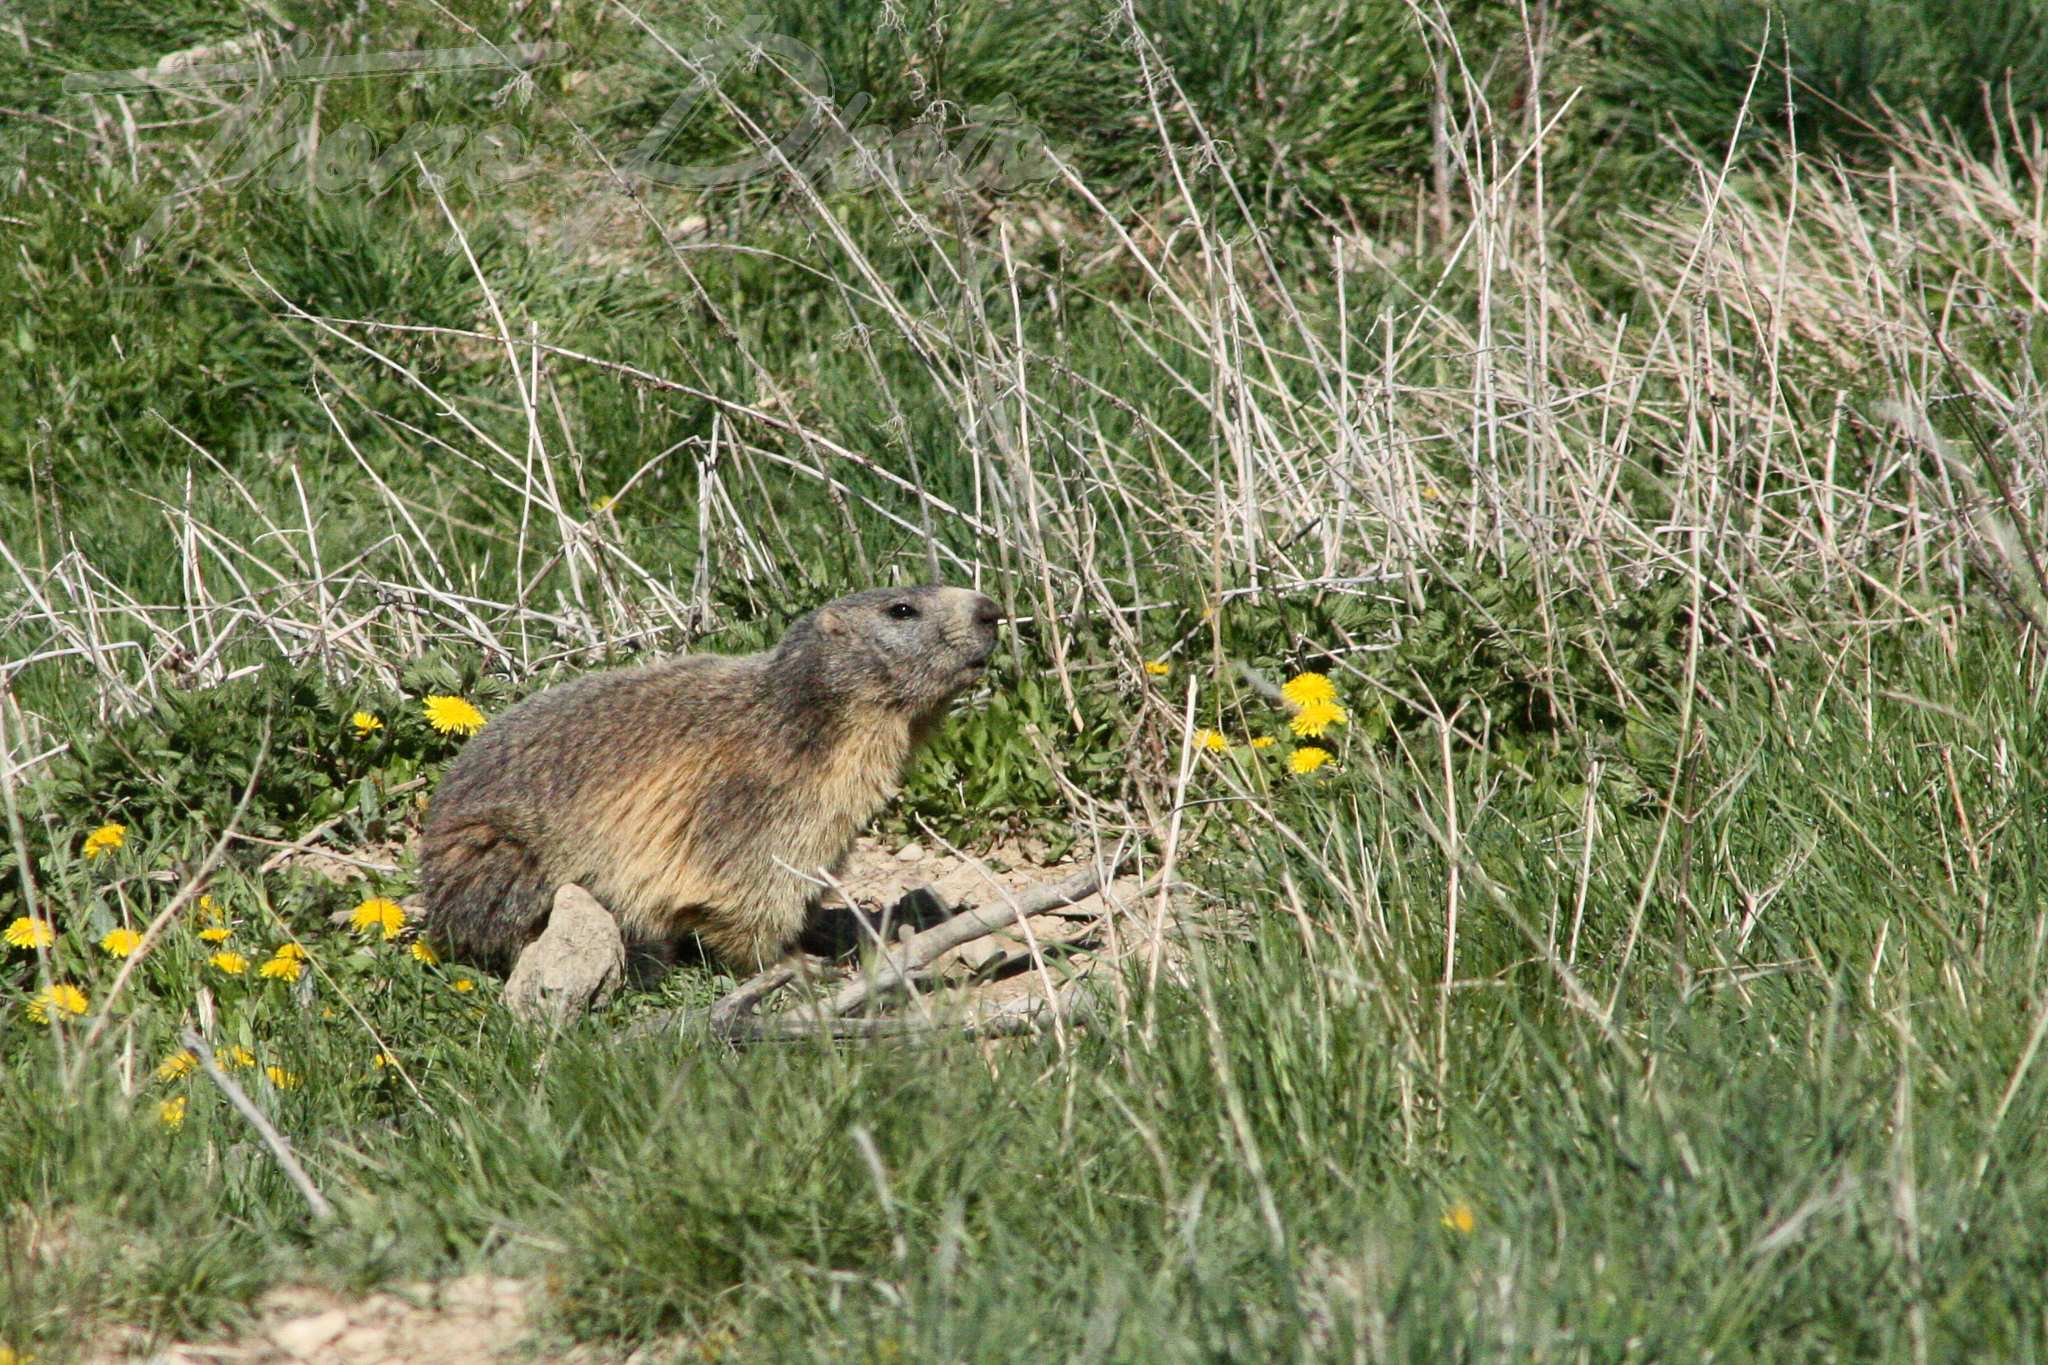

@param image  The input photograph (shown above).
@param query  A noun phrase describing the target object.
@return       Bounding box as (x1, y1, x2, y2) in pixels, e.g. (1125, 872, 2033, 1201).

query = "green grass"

(1598, 0, 2048, 170)
(7, 626, 2048, 1360)
(7, 0, 2048, 1360)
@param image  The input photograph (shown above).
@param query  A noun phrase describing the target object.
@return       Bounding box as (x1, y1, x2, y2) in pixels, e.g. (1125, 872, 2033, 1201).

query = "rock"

(950, 936, 1004, 972)
(503, 885, 626, 1023)
(270, 1307, 349, 1358)
(894, 842, 925, 862)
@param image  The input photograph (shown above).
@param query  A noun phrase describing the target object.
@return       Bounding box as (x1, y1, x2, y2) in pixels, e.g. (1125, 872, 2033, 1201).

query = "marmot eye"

(887, 602, 920, 620)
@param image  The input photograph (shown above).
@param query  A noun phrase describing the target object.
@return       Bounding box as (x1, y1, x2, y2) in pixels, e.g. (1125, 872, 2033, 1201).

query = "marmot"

(418, 585, 1000, 972)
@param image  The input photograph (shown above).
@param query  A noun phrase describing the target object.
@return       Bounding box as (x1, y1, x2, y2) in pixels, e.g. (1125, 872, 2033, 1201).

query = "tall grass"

(3, 0, 2048, 1359)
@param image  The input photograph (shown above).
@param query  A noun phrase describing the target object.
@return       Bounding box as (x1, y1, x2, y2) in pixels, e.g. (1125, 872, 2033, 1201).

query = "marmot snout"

(418, 585, 1001, 972)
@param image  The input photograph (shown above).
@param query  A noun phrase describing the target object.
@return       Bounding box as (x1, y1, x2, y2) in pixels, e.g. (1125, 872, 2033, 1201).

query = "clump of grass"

(1600, 0, 2048, 169)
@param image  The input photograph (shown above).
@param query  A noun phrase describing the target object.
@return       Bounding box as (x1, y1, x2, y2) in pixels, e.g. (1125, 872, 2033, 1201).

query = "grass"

(5, 0, 2048, 1359)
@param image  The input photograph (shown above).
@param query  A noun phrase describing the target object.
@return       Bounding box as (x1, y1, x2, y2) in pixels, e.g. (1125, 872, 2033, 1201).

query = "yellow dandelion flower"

(4, 917, 55, 950)
(197, 894, 224, 924)
(99, 927, 142, 958)
(451, 978, 476, 993)
(410, 940, 439, 965)
(26, 983, 88, 1024)
(82, 822, 127, 859)
(272, 942, 308, 961)
(264, 1065, 301, 1090)
(1289, 746, 1332, 775)
(591, 494, 615, 512)
(1441, 1201, 1476, 1234)
(198, 926, 231, 943)
(259, 955, 304, 983)
(1249, 736, 1277, 749)
(1192, 728, 1228, 753)
(223, 1045, 256, 1070)
(351, 897, 407, 941)
(1289, 699, 1348, 739)
(1281, 672, 1338, 709)
(209, 951, 248, 976)
(155, 1050, 197, 1082)
(350, 711, 384, 738)
(158, 1096, 187, 1130)
(372, 1051, 397, 1069)
(423, 695, 486, 736)
(1143, 659, 1171, 677)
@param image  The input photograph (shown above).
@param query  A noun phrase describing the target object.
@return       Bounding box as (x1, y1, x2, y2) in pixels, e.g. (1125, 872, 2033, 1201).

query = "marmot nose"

(971, 594, 1001, 630)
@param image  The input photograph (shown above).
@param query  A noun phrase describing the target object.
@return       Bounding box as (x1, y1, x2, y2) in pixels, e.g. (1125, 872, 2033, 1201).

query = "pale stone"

(503, 885, 626, 1023)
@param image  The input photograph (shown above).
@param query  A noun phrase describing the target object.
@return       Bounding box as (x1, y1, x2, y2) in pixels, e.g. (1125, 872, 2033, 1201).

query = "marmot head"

(779, 584, 1002, 716)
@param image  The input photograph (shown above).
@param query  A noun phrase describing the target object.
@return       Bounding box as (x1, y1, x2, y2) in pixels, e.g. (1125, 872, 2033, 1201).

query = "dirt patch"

(799, 836, 1184, 1022)
(88, 1276, 631, 1365)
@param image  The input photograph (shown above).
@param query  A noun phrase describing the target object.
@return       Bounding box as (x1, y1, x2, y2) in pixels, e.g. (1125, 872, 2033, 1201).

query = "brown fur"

(418, 585, 1000, 972)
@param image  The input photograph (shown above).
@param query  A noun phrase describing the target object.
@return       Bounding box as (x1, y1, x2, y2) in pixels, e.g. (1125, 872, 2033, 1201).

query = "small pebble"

(895, 843, 925, 862)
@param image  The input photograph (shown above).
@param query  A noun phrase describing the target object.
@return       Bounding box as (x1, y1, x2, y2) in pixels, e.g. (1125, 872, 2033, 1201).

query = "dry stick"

(908, 821, 1080, 1055)
(821, 867, 1109, 1020)
(1435, 712, 1461, 1096)
(1144, 682, 1201, 1046)
(231, 828, 401, 875)
(715, 977, 1104, 1046)
(1565, 759, 1602, 965)
(627, 868, 1112, 1043)
(251, 806, 371, 875)
(1973, 986, 2048, 1190)
(706, 962, 801, 1030)
(809, 864, 945, 1034)
(1603, 521, 1706, 1022)
(181, 1028, 334, 1222)
(615, 960, 804, 1043)
(632, 964, 1103, 1046)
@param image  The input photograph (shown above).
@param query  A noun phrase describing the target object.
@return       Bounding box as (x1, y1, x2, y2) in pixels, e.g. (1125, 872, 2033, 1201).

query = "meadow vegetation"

(4, 0, 2048, 1358)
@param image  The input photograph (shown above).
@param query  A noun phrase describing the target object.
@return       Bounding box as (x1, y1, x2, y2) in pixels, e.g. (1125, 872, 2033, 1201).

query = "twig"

(181, 1028, 334, 1222)
(707, 961, 802, 1028)
(619, 956, 823, 1043)
(823, 866, 1109, 1019)
(237, 828, 400, 874)
(707, 976, 1102, 1045)
(241, 777, 422, 878)
(625, 868, 1120, 1043)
